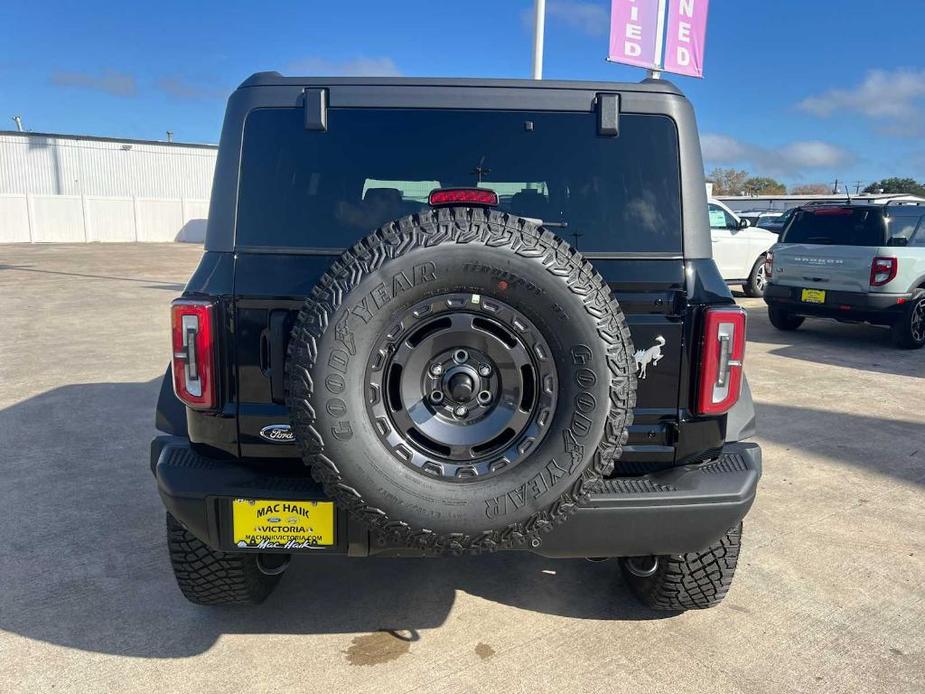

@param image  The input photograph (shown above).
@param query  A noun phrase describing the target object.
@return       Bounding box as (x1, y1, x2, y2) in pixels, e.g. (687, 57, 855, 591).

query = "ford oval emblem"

(259, 424, 295, 443)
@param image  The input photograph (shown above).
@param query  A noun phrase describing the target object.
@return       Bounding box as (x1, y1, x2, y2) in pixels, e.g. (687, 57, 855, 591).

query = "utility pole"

(531, 0, 546, 80)
(11, 115, 24, 132)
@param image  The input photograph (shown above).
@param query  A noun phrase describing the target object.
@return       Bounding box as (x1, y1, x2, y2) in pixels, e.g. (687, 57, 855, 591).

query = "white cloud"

(287, 56, 401, 77)
(157, 77, 227, 101)
(700, 134, 750, 162)
(798, 69, 925, 136)
(51, 70, 136, 97)
(548, 1, 610, 37)
(702, 133, 853, 177)
(520, 1, 609, 36)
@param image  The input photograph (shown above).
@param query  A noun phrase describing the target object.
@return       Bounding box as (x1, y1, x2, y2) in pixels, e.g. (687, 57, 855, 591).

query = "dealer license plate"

(232, 498, 335, 549)
(801, 288, 826, 304)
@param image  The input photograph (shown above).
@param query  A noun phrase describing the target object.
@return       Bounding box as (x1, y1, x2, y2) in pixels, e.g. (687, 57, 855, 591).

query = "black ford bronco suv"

(152, 74, 761, 611)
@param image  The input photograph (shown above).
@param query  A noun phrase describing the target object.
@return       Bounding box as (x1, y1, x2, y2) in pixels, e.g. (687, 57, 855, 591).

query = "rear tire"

(742, 256, 768, 297)
(621, 523, 742, 611)
(768, 305, 804, 331)
(166, 513, 283, 606)
(890, 296, 925, 349)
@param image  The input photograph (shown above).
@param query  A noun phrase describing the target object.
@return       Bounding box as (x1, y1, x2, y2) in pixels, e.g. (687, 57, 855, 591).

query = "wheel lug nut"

(430, 390, 444, 404)
(453, 349, 469, 364)
(478, 364, 491, 377)
(430, 363, 443, 376)
(454, 406, 468, 418)
(477, 390, 492, 405)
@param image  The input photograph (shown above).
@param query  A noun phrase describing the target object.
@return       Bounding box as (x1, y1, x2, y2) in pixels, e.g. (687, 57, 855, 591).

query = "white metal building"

(0, 131, 217, 243)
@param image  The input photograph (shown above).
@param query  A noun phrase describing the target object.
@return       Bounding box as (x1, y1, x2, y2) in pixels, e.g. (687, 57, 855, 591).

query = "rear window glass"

(236, 108, 682, 253)
(885, 212, 924, 241)
(782, 208, 887, 246)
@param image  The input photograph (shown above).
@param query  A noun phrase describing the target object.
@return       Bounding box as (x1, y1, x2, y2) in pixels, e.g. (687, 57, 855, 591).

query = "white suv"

(709, 198, 778, 296)
(764, 203, 925, 348)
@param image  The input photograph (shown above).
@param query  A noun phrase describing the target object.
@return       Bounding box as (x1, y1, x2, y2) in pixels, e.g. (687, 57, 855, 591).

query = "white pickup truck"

(708, 198, 779, 297)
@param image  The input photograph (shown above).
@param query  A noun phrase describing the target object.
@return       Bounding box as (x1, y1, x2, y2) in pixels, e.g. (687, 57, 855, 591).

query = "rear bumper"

(152, 437, 761, 558)
(764, 283, 909, 323)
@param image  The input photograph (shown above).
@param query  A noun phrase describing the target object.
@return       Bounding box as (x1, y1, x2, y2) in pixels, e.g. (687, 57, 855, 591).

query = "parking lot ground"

(1, 244, 923, 694)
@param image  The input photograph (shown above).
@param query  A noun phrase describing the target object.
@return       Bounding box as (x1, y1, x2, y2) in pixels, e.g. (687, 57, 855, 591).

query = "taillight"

(171, 299, 216, 410)
(428, 188, 499, 207)
(870, 257, 897, 287)
(697, 307, 747, 416)
(764, 250, 774, 279)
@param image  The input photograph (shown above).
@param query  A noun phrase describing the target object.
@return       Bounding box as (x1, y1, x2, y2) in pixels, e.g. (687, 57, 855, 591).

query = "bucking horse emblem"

(634, 336, 666, 380)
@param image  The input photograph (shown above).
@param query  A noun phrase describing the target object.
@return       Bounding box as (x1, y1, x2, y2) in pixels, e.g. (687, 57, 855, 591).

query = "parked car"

(764, 202, 925, 348)
(709, 198, 779, 296)
(739, 209, 783, 230)
(153, 73, 761, 612)
(757, 207, 796, 235)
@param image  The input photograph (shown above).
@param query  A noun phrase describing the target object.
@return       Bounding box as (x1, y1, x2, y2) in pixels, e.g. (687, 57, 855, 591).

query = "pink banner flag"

(663, 0, 710, 78)
(608, 0, 661, 70)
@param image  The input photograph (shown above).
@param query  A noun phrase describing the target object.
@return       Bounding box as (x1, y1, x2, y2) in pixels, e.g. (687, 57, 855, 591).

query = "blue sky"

(3, 0, 925, 188)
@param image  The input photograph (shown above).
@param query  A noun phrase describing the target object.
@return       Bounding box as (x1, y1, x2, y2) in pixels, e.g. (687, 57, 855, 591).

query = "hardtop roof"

(238, 71, 684, 96)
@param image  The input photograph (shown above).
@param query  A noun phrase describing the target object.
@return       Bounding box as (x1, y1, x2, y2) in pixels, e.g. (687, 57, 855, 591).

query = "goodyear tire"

(286, 207, 636, 554)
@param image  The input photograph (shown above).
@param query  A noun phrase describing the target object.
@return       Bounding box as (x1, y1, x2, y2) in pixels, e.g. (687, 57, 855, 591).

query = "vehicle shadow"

(739, 300, 924, 379)
(755, 402, 925, 487)
(0, 379, 667, 660)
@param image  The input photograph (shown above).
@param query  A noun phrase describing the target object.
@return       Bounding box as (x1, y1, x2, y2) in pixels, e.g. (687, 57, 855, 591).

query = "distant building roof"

(0, 129, 217, 150)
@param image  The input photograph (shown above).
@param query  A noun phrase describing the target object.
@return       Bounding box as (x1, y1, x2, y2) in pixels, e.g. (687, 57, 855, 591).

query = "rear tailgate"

(771, 206, 887, 294)
(772, 242, 877, 293)
(231, 104, 691, 468)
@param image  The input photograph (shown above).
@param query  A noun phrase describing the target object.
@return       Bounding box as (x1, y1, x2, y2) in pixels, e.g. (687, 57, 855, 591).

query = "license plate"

(232, 499, 335, 549)
(801, 288, 826, 304)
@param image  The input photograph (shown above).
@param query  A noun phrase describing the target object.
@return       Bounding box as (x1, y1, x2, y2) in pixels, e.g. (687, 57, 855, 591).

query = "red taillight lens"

(428, 188, 499, 207)
(171, 299, 216, 410)
(764, 250, 774, 279)
(869, 256, 897, 287)
(697, 307, 747, 416)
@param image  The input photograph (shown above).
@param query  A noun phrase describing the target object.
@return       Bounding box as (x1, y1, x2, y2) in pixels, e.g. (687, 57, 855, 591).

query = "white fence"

(0, 194, 208, 243)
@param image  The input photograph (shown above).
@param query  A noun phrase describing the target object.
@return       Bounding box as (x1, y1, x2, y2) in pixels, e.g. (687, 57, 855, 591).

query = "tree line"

(706, 169, 925, 198)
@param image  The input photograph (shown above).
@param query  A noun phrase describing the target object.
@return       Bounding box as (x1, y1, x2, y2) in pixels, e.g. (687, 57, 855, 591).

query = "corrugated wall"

(0, 132, 217, 243)
(0, 132, 217, 198)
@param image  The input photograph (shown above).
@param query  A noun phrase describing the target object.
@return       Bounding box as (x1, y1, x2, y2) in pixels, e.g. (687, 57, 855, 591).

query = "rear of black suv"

(153, 74, 761, 610)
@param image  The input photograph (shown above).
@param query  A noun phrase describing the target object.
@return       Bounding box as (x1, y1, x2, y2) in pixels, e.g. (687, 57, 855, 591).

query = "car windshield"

(782, 208, 887, 246)
(236, 108, 683, 253)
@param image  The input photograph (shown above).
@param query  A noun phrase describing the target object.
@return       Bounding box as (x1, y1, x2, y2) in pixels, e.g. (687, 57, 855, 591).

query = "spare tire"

(286, 207, 636, 553)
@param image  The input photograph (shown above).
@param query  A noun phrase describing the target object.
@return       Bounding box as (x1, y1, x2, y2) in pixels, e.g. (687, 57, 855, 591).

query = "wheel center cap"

(447, 372, 475, 401)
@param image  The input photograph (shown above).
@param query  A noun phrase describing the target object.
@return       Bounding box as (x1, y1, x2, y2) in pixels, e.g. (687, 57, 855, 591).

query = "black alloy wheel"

(367, 293, 557, 481)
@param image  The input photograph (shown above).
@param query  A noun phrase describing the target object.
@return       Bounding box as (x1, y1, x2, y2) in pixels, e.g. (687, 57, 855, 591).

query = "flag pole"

(532, 0, 546, 80)
(648, 0, 668, 79)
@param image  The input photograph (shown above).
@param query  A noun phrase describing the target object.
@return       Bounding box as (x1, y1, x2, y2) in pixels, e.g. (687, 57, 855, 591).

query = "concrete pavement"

(0, 244, 922, 693)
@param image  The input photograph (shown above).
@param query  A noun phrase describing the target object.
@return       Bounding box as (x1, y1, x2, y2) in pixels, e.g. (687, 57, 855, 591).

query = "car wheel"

(742, 256, 768, 298)
(285, 207, 637, 554)
(166, 513, 284, 605)
(891, 296, 925, 349)
(620, 523, 742, 611)
(768, 305, 804, 331)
